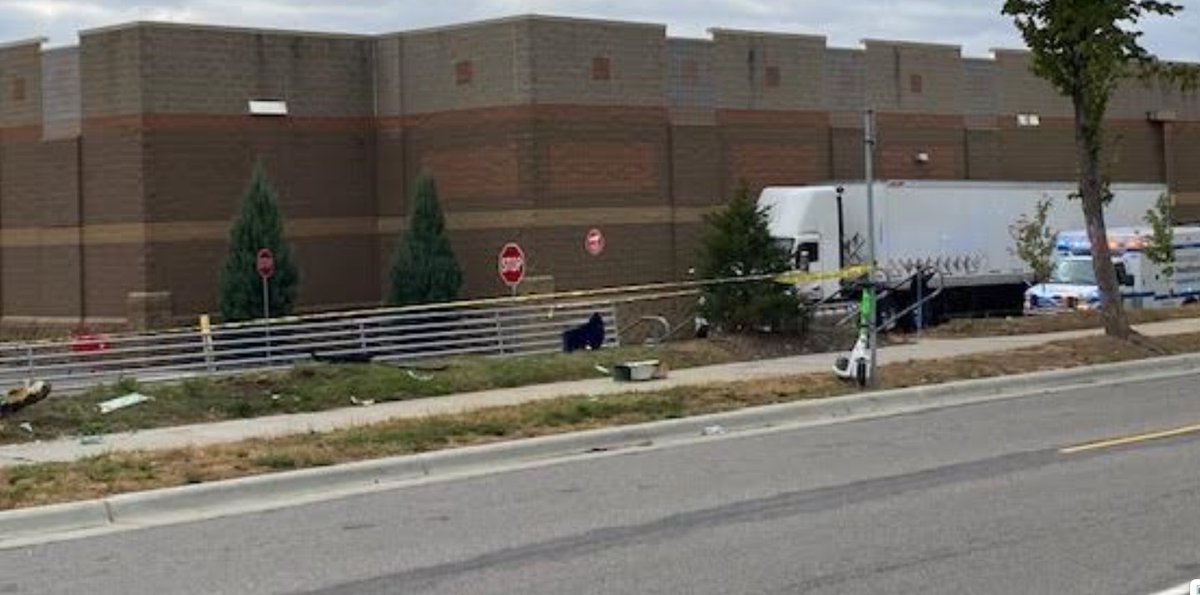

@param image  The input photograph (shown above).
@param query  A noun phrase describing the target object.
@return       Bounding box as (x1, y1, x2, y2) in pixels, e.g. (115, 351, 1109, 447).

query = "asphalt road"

(3, 373, 1200, 595)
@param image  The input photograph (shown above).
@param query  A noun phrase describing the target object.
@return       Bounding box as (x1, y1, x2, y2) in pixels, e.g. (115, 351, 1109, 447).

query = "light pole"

(864, 109, 879, 386)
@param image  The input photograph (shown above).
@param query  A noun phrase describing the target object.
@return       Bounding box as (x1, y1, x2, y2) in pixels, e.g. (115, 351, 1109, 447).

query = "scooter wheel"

(855, 359, 868, 388)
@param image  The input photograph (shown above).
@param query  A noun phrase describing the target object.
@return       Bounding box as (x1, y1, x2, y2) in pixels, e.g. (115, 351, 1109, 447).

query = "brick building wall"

(0, 15, 1198, 327)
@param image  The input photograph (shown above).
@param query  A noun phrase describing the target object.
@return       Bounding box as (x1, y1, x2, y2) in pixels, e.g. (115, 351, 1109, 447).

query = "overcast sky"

(3, 0, 1199, 61)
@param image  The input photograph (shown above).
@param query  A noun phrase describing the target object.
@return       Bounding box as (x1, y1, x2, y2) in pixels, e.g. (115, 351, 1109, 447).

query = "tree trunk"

(1074, 97, 1132, 340)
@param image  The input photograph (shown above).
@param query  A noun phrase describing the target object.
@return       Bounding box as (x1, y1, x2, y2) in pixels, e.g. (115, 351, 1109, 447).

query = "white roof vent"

(1016, 113, 1041, 127)
(248, 99, 288, 116)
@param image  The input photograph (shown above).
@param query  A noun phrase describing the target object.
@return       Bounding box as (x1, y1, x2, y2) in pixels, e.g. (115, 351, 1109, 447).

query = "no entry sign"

(498, 242, 526, 287)
(585, 228, 605, 256)
(256, 248, 275, 280)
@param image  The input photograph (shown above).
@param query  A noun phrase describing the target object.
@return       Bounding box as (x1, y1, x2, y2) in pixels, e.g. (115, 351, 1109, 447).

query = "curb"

(3, 352, 1199, 546)
(0, 500, 110, 538)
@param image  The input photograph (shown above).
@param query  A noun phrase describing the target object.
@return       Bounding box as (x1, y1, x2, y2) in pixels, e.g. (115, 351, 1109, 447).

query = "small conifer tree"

(219, 162, 299, 322)
(390, 173, 463, 305)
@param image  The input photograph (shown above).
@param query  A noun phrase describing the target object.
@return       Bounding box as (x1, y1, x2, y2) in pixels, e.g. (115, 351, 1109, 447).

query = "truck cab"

(1024, 255, 1115, 313)
(760, 187, 844, 302)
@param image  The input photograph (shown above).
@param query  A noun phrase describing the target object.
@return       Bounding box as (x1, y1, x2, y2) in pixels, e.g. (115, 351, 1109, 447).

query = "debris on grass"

(612, 360, 664, 382)
(18, 422, 33, 434)
(99, 393, 154, 415)
(405, 370, 434, 382)
(0, 381, 52, 418)
(394, 363, 450, 372)
(349, 396, 376, 407)
(310, 350, 375, 365)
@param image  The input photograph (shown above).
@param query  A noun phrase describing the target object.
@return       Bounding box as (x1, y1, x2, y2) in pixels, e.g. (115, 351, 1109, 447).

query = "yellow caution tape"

(773, 265, 870, 285)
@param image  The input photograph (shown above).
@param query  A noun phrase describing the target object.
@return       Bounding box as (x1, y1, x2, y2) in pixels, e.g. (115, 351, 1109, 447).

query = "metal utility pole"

(864, 109, 879, 386)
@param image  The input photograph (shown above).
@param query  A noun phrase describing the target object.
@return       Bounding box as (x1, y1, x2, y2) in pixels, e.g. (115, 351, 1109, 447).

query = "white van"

(1024, 226, 1200, 313)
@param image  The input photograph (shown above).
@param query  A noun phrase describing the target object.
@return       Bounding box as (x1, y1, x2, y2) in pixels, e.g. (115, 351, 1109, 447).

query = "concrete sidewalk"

(1, 318, 1197, 467)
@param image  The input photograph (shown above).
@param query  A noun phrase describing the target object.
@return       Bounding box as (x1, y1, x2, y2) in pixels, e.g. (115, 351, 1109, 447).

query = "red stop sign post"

(256, 248, 274, 361)
(498, 242, 526, 295)
(585, 228, 605, 256)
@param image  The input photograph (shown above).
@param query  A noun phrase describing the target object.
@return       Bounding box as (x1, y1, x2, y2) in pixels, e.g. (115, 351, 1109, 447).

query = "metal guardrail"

(832, 267, 944, 331)
(0, 266, 871, 395)
(0, 297, 631, 394)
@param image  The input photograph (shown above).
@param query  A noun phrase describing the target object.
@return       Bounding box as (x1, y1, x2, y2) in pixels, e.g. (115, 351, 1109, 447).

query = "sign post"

(863, 110, 879, 387)
(257, 248, 274, 362)
(497, 242, 526, 354)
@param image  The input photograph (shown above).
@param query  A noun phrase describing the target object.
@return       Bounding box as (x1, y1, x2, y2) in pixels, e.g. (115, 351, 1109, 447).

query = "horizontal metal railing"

(0, 266, 866, 395)
(0, 296, 639, 394)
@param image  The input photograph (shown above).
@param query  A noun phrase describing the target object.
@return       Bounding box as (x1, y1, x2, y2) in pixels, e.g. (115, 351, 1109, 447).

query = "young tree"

(1003, 0, 1198, 339)
(390, 173, 463, 306)
(219, 162, 299, 322)
(697, 184, 805, 333)
(1143, 192, 1176, 279)
(1010, 197, 1057, 284)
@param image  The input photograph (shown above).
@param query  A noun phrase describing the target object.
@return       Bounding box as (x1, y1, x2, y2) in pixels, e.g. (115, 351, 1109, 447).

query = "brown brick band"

(0, 207, 722, 248)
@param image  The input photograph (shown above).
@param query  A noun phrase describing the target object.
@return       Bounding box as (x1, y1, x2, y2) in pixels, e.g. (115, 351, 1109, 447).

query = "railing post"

(24, 345, 33, 384)
(611, 302, 621, 348)
(916, 269, 925, 334)
(494, 309, 505, 355)
(200, 314, 215, 374)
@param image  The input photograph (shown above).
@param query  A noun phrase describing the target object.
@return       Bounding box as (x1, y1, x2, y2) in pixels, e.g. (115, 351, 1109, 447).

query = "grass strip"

(0, 340, 808, 445)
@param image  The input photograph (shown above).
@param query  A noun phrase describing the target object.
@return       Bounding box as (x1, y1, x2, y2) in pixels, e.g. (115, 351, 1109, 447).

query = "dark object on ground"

(0, 381, 52, 417)
(392, 363, 451, 372)
(309, 350, 375, 364)
(562, 313, 606, 353)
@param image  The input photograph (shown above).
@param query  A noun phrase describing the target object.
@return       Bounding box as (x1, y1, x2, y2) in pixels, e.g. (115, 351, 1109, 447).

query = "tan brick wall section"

(1, 138, 80, 227)
(2, 245, 82, 318)
(0, 41, 43, 127)
(138, 25, 374, 117)
(80, 27, 144, 117)
(397, 19, 531, 115)
(711, 30, 825, 112)
(529, 18, 665, 107)
(864, 41, 964, 116)
(83, 244, 146, 317)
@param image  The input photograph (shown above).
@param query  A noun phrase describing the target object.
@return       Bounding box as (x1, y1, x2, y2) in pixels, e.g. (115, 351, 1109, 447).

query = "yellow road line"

(1060, 423, 1200, 455)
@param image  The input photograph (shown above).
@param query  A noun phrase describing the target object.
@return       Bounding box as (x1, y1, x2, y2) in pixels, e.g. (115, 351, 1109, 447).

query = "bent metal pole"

(864, 109, 878, 386)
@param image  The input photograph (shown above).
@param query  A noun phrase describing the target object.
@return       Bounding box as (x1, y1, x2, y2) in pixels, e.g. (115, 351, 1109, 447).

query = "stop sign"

(584, 228, 605, 256)
(498, 242, 526, 287)
(256, 248, 274, 280)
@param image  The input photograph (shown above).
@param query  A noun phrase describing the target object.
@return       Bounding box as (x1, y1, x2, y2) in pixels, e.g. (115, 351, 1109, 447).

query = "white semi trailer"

(759, 180, 1166, 323)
